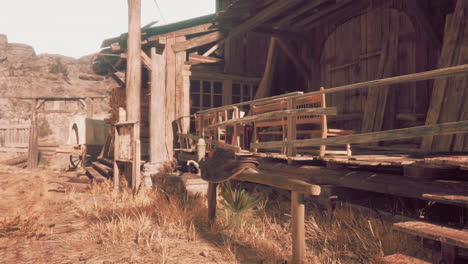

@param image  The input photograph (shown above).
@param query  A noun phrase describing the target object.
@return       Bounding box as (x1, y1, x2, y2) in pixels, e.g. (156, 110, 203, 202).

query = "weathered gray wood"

(207, 107, 337, 129)
(257, 162, 468, 207)
(126, 0, 142, 122)
(394, 221, 468, 249)
(150, 47, 168, 164)
(251, 120, 468, 149)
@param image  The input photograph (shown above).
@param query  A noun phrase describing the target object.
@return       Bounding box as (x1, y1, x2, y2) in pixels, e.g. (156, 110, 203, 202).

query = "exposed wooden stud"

(146, 23, 215, 42)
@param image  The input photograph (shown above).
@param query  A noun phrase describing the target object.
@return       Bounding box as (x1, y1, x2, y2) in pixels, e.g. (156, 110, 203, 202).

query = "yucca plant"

(220, 182, 259, 229)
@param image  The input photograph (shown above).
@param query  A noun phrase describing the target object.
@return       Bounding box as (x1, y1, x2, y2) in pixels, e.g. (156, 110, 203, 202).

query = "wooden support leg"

(113, 161, 120, 192)
(432, 243, 457, 264)
(207, 182, 218, 223)
(291, 191, 306, 264)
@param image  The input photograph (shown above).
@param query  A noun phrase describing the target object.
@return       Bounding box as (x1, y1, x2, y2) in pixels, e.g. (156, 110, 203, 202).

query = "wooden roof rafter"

(292, 0, 354, 29)
(205, 0, 303, 56)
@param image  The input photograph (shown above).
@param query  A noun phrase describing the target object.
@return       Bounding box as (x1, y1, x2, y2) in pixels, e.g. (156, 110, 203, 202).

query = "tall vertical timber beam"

(126, 0, 142, 190)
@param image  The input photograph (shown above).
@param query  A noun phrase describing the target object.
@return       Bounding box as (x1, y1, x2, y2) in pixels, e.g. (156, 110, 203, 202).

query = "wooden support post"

(113, 126, 120, 192)
(291, 191, 306, 264)
(126, 0, 142, 191)
(287, 98, 297, 164)
(28, 103, 38, 170)
(207, 182, 218, 223)
(233, 107, 241, 147)
(132, 123, 141, 191)
(126, 0, 142, 122)
(150, 47, 167, 164)
(319, 87, 327, 157)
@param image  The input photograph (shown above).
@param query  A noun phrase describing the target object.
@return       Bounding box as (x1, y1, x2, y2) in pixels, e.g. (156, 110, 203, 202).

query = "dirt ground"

(0, 165, 235, 264)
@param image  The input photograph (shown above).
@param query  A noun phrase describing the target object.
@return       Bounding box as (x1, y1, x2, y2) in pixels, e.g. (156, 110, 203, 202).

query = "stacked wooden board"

(422, 0, 468, 152)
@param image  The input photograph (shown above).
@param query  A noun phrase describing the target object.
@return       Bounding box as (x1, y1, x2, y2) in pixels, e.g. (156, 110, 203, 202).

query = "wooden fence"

(0, 124, 31, 152)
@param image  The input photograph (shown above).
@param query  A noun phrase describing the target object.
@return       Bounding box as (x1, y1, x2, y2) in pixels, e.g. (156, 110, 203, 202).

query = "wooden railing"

(0, 124, 31, 152)
(178, 64, 468, 157)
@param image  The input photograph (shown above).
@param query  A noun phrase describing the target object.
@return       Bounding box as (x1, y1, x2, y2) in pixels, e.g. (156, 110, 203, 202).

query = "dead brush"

(73, 182, 204, 256)
(0, 214, 45, 239)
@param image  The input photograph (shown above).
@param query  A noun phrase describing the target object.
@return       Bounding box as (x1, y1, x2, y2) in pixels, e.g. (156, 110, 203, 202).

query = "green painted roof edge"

(101, 13, 216, 48)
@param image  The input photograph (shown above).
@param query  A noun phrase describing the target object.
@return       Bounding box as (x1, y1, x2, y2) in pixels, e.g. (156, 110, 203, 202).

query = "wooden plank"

(257, 162, 468, 207)
(291, 191, 305, 264)
(197, 91, 303, 114)
(165, 37, 176, 159)
(421, 2, 467, 151)
(251, 120, 468, 149)
(204, 0, 302, 56)
(320, 87, 328, 157)
(125, 0, 142, 122)
(140, 51, 152, 70)
(235, 168, 321, 196)
(249, 64, 468, 107)
(254, 36, 277, 99)
(394, 221, 468, 249)
(175, 36, 188, 137)
(207, 107, 337, 129)
(150, 47, 168, 164)
(188, 53, 221, 64)
(190, 71, 261, 83)
(361, 10, 399, 134)
(381, 254, 430, 264)
(172, 31, 222, 53)
(146, 23, 215, 42)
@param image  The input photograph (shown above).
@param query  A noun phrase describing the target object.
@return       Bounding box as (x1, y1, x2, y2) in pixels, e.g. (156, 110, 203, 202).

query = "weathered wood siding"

(318, 7, 437, 135)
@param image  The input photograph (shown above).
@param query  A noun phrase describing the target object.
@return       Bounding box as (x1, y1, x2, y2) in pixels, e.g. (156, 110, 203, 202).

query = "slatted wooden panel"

(0, 125, 30, 148)
(320, 8, 432, 134)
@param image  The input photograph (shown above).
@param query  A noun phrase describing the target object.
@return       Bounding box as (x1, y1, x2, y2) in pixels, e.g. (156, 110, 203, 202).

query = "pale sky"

(0, 0, 215, 58)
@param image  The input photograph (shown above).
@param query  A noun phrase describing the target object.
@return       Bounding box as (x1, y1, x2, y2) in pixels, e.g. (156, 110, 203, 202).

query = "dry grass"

(71, 181, 427, 264)
(0, 214, 46, 239)
(71, 181, 221, 263)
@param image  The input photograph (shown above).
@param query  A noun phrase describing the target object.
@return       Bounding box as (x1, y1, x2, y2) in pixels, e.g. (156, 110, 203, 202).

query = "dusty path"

(0, 166, 234, 264)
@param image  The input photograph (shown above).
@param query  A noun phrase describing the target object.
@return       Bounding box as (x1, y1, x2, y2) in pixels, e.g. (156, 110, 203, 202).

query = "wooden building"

(92, 1, 468, 263)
